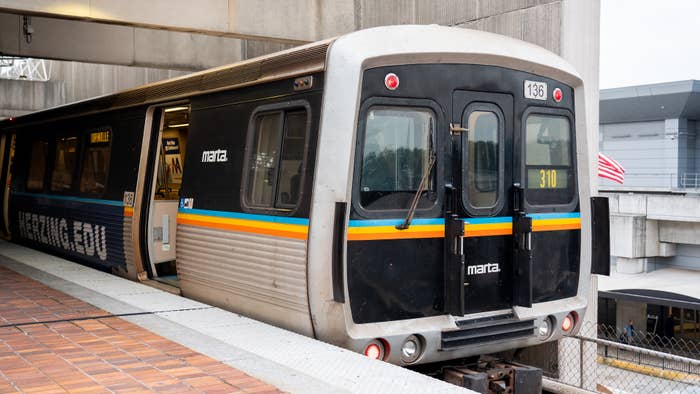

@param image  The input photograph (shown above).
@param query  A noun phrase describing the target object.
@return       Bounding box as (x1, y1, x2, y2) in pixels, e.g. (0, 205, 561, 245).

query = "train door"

(451, 91, 516, 315)
(145, 104, 189, 286)
(0, 133, 14, 238)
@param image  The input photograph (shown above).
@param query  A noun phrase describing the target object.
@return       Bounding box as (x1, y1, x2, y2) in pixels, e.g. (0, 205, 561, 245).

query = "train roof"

(0, 38, 331, 129)
(1, 25, 580, 130)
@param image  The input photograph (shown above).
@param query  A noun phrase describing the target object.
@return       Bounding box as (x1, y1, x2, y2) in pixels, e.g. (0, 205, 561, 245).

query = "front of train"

(308, 25, 601, 366)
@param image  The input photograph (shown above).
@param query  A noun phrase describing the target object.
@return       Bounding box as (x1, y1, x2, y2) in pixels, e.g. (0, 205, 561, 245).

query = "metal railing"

(547, 322, 700, 393)
(682, 173, 700, 189)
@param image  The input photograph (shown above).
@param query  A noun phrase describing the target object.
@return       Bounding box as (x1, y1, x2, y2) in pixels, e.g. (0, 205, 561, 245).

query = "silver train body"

(0, 25, 601, 366)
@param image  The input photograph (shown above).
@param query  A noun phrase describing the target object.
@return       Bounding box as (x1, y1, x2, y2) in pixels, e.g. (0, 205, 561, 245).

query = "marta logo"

(466, 262, 501, 276)
(201, 149, 228, 163)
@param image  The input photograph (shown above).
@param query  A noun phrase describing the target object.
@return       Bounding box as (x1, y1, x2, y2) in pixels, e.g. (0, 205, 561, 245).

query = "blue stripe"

(13, 191, 124, 207)
(461, 216, 511, 224)
(349, 218, 445, 227)
(180, 208, 309, 226)
(527, 212, 581, 220)
(347, 213, 581, 227)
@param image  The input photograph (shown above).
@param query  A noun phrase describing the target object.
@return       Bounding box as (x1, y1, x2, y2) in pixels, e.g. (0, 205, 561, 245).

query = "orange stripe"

(123, 208, 133, 217)
(177, 217, 308, 240)
(347, 230, 444, 241)
(534, 223, 581, 232)
(465, 228, 512, 237)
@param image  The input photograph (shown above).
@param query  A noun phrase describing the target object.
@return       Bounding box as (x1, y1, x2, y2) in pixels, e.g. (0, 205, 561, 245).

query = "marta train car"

(0, 25, 609, 367)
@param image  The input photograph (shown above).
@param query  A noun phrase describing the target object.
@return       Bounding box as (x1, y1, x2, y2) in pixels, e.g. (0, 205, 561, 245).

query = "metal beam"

(0, 13, 249, 70)
(0, 1, 310, 45)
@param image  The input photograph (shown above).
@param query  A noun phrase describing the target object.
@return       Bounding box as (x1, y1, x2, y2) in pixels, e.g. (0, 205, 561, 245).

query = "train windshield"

(524, 114, 575, 205)
(359, 106, 436, 211)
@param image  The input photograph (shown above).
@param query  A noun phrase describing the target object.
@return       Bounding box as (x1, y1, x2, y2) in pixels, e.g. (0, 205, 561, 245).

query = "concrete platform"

(0, 240, 470, 393)
(0, 265, 279, 393)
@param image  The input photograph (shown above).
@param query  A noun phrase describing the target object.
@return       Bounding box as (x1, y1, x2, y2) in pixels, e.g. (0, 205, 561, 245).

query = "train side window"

(80, 129, 111, 195)
(26, 140, 49, 191)
(245, 108, 308, 211)
(50, 136, 79, 192)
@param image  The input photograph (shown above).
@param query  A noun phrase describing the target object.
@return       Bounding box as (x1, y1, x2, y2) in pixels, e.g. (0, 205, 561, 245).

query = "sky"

(600, 0, 700, 89)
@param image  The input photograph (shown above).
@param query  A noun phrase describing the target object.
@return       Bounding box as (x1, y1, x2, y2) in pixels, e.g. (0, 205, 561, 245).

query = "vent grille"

(441, 315, 535, 350)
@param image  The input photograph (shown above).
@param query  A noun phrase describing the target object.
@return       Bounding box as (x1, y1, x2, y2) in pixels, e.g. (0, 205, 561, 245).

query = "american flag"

(598, 152, 625, 184)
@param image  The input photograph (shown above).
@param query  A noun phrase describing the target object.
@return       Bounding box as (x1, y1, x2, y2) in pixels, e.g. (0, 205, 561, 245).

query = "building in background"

(599, 80, 700, 342)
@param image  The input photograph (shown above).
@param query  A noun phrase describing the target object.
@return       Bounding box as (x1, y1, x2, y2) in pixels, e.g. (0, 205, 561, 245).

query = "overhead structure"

(0, 57, 51, 81)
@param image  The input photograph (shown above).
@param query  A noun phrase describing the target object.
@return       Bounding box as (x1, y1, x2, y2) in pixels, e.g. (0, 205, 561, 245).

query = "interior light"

(168, 123, 189, 128)
(164, 106, 189, 113)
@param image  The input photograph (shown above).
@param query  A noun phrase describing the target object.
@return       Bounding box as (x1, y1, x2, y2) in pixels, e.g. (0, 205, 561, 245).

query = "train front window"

(525, 114, 575, 205)
(359, 107, 436, 211)
(50, 136, 78, 192)
(462, 105, 504, 214)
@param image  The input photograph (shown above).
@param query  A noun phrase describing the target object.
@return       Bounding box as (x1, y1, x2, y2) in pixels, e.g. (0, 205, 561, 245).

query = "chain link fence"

(544, 322, 700, 393)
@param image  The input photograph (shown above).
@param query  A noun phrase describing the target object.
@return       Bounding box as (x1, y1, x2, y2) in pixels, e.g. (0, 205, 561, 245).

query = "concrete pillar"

(678, 118, 696, 187)
(664, 118, 682, 188)
(560, 0, 600, 390)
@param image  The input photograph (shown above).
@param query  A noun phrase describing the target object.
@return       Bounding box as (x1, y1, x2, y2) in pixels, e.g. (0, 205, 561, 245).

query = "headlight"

(400, 335, 423, 364)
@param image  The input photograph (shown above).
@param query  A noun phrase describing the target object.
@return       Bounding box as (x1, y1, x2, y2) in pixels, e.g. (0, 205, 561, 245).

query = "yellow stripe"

(598, 356, 700, 384)
(347, 224, 444, 241)
(348, 224, 444, 235)
(532, 218, 581, 232)
(123, 207, 134, 217)
(346, 218, 580, 241)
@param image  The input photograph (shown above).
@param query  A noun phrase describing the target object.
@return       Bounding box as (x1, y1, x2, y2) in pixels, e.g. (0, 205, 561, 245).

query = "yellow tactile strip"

(0, 266, 282, 393)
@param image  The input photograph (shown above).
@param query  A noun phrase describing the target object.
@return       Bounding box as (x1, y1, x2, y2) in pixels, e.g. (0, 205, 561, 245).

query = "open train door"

(0, 133, 15, 239)
(140, 104, 190, 287)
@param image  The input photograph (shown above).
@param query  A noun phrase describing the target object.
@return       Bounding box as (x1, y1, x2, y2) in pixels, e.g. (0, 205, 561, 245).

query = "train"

(0, 25, 609, 368)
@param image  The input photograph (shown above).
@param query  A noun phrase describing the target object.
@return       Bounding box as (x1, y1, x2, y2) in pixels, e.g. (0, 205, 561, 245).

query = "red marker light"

(364, 343, 382, 359)
(553, 88, 563, 103)
(562, 315, 573, 332)
(384, 73, 399, 90)
(8, 117, 14, 122)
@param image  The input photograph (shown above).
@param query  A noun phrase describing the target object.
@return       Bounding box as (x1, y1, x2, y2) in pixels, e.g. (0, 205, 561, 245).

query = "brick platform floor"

(0, 266, 281, 393)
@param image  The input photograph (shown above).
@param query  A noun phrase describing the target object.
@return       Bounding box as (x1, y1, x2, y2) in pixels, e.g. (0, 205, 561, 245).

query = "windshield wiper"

(396, 120, 436, 230)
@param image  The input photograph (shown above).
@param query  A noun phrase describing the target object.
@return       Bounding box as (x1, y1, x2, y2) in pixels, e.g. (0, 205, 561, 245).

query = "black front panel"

(347, 64, 579, 324)
(464, 236, 513, 313)
(532, 230, 581, 302)
(348, 238, 443, 324)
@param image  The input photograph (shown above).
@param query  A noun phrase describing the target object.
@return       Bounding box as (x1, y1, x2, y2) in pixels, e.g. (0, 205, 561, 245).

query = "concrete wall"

(605, 192, 700, 273)
(1, 1, 563, 70)
(663, 244, 700, 271)
(3, 0, 600, 122)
